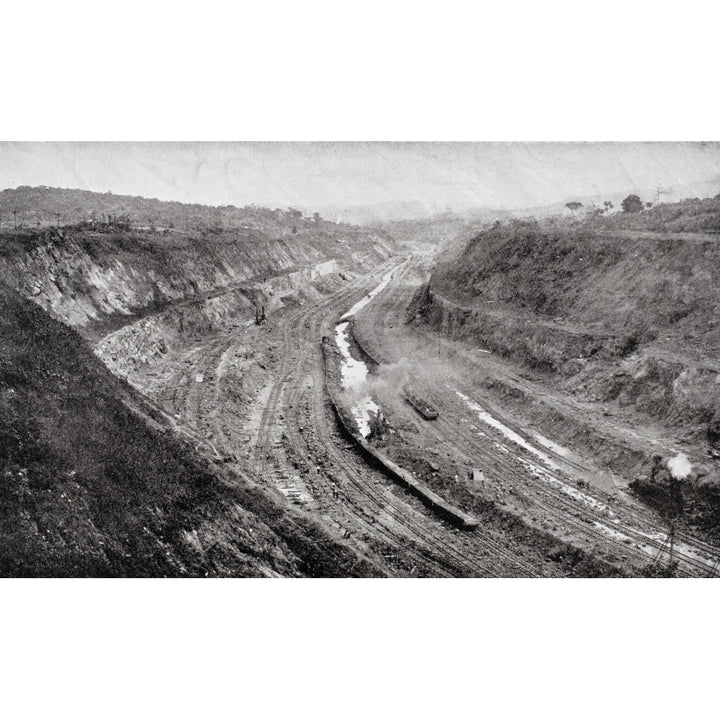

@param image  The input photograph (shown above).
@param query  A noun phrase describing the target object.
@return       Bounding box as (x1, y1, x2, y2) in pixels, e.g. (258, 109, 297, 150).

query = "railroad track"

(418, 371, 718, 576)
(442, 393, 719, 576)
(251, 277, 372, 472)
(250, 261, 498, 576)
(239, 254, 548, 576)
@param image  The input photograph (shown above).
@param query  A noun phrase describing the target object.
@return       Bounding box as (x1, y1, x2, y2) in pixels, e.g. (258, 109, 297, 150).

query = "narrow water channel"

(333, 262, 409, 437)
(335, 321, 379, 437)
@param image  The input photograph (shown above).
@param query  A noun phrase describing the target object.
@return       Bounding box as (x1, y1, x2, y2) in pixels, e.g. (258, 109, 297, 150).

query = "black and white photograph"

(2, 141, 720, 579)
(3, 4, 719, 719)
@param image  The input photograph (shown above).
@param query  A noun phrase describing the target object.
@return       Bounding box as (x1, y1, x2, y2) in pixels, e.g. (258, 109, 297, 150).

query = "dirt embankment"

(414, 223, 720, 435)
(409, 221, 720, 534)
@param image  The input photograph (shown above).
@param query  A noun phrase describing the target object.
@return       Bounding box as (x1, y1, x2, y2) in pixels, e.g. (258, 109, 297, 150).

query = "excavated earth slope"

(411, 219, 720, 537)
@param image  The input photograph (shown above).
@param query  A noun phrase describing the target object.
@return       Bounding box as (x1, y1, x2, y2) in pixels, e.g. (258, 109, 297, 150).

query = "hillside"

(423, 221, 720, 436)
(409, 203, 720, 536)
(0, 187, 401, 576)
(583, 193, 720, 234)
(430, 219, 720, 361)
(0, 281, 378, 577)
(0, 185, 342, 232)
(0, 187, 395, 334)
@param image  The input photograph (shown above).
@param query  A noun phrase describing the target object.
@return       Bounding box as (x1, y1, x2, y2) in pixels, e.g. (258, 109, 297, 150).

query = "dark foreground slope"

(0, 283, 378, 577)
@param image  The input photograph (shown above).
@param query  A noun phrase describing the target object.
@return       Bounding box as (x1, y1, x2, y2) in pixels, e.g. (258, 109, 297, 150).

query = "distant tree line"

(565, 194, 656, 217)
(0, 186, 327, 235)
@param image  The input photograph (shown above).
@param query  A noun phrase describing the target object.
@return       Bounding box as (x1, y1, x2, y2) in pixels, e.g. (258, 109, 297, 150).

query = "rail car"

(404, 389, 439, 420)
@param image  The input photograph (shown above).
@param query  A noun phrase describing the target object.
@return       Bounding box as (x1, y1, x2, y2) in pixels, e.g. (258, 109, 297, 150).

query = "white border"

(2, 3, 720, 719)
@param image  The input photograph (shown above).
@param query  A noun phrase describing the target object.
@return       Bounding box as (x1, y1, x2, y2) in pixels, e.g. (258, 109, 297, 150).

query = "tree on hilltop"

(621, 194, 644, 213)
(565, 201, 583, 215)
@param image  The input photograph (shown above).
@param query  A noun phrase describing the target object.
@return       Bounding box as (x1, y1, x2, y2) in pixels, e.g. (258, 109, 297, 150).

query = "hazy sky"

(1, 142, 718, 213)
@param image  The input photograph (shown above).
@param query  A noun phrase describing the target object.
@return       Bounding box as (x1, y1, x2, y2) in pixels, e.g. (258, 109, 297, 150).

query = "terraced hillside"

(424, 219, 720, 425)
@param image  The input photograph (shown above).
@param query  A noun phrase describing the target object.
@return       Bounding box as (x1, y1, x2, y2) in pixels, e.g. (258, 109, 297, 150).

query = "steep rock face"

(93, 259, 341, 380)
(93, 290, 254, 379)
(0, 227, 390, 331)
(0, 231, 283, 327)
(413, 288, 614, 372)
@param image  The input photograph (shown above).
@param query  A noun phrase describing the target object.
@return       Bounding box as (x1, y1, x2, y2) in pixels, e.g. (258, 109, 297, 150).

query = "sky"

(1, 142, 719, 215)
